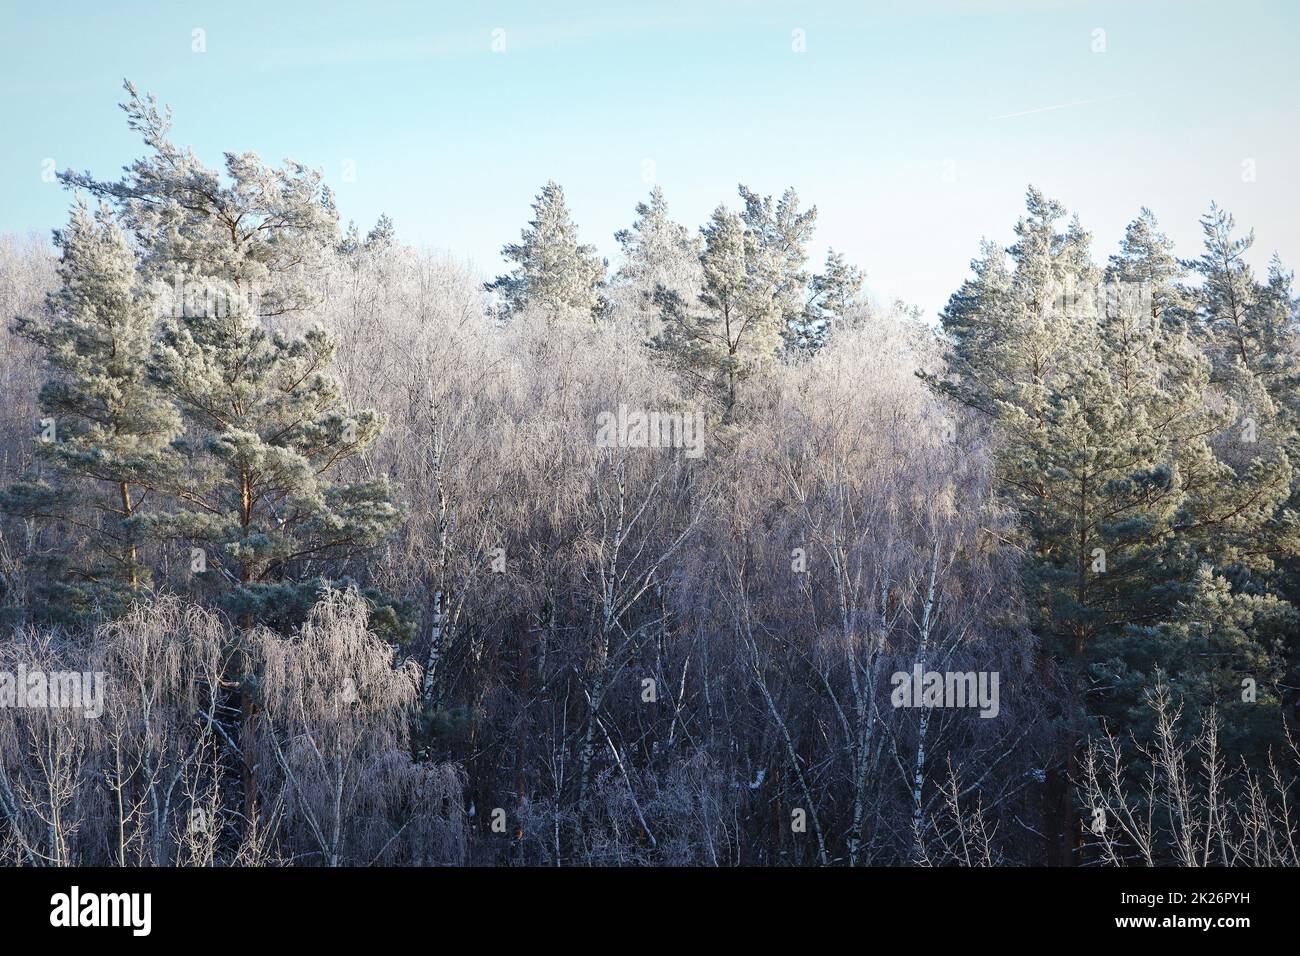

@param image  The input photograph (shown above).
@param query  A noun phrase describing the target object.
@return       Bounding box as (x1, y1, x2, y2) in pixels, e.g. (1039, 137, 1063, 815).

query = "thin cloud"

(989, 93, 1134, 121)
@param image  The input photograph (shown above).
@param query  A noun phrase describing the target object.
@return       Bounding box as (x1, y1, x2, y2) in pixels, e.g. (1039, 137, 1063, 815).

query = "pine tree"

(338, 214, 395, 258)
(930, 186, 1097, 420)
(57, 81, 408, 831)
(364, 213, 396, 252)
(1186, 210, 1300, 728)
(486, 180, 606, 323)
(787, 249, 865, 353)
(736, 185, 819, 351)
(933, 187, 1300, 863)
(1181, 206, 1300, 556)
(652, 203, 784, 419)
(1182, 206, 1300, 445)
(63, 82, 401, 621)
(1186, 204, 1261, 376)
(1, 200, 181, 622)
(1104, 207, 1188, 327)
(611, 186, 701, 333)
(924, 239, 1013, 413)
(1005, 291, 1294, 729)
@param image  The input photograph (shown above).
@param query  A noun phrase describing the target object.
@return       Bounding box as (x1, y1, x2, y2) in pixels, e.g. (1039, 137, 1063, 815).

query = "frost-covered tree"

(486, 180, 605, 323)
(1005, 292, 1295, 741)
(53, 81, 408, 834)
(936, 187, 1300, 864)
(736, 185, 818, 350)
(931, 187, 1098, 420)
(1185, 204, 1261, 374)
(1185, 206, 1300, 429)
(788, 248, 865, 353)
(1, 201, 181, 621)
(652, 204, 784, 419)
(338, 213, 396, 258)
(63, 83, 336, 320)
(145, 317, 399, 615)
(610, 186, 701, 334)
(62, 82, 400, 621)
(1104, 207, 1188, 327)
(649, 184, 816, 416)
(1183, 211, 1300, 727)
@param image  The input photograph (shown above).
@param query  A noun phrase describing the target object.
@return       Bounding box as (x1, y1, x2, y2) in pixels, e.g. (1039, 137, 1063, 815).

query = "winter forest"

(1, 76, 1299, 869)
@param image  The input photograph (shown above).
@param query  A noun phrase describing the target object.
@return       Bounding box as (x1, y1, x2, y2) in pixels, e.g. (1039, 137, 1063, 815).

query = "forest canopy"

(0, 83, 1297, 867)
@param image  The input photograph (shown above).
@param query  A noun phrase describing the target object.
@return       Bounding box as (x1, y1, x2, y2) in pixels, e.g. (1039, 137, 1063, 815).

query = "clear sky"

(1, 0, 1297, 317)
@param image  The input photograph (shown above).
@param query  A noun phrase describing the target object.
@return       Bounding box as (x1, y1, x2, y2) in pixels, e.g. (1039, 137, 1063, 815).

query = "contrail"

(990, 92, 1133, 121)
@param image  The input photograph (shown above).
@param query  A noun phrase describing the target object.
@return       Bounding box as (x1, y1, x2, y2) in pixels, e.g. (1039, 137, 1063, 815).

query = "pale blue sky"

(1, 0, 1297, 316)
